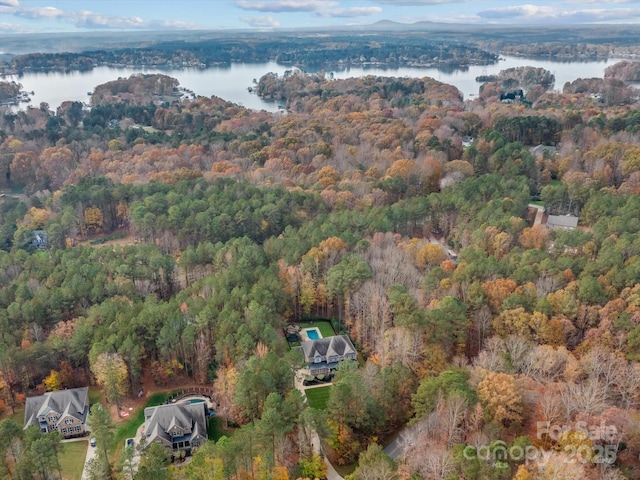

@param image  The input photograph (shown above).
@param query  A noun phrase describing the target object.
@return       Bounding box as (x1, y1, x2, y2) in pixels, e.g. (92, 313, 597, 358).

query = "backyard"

(288, 320, 336, 347)
(302, 320, 336, 338)
(305, 385, 332, 410)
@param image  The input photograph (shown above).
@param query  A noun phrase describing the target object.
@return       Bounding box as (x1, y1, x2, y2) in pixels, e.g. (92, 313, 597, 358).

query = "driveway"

(80, 438, 97, 480)
(294, 368, 344, 480)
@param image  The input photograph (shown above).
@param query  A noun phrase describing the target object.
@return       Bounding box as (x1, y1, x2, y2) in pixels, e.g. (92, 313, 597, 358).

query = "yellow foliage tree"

(272, 466, 289, 480)
(84, 206, 103, 234)
(416, 243, 446, 268)
(317, 165, 340, 188)
(477, 372, 522, 426)
(493, 307, 531, 337)
(91, 352, 128, 411)
(18, 207, 49, 230)
(213, 364, 238, 427)
(513, 464, 532, 480)
(44, 370, 62, 392)
(519, 225, 548, 250)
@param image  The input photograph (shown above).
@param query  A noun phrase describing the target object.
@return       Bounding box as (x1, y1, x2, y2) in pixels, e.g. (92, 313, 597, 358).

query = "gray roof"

(529, 144, 557, 156)
(144, 403, 207, 446)
(301, 335, 356, 362)
(547, 215, 579, 229)
(24, 387, 89, 429)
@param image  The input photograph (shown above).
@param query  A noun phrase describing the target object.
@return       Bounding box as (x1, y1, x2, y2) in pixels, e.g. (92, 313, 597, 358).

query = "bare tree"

(617, 363, 640, 411)
(437, 394, 468, 448)
(421, 445, 455, 480)
(503, 334, 532, 373)
(474, 336, 508, 372)
(581, 346, 626, 402)
(560, 380, 608, 421)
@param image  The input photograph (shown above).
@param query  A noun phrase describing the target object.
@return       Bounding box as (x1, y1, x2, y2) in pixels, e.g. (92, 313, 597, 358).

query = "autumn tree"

(477, 371, 522, 426)
(91, 352, 128, 413)
(353, 443, 397, 480)
(213, 364, 238, 427)
(44, 370, 62, 392)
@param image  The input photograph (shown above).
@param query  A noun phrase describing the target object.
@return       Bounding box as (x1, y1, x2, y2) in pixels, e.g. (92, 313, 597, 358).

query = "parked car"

(90, 438, 96, 447)
(125, 438, 134, 449)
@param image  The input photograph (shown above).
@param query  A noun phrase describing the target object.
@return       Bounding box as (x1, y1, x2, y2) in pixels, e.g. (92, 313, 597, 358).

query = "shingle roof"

(144, 403, 207, 446)
(301, 335, 356, 362)
(547, 215, 579, 229)
(24, 387, 89, 429)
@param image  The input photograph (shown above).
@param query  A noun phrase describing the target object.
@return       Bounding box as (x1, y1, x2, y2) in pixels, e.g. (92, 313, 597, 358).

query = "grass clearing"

(207, 416, 235, 442)
(59, 441, 87, 480)
(7, 405, 25, 425)
(301, 320, 335, 338)
(305, 385, 332, 410)
(112, 392, 169, 454)
(88, 388, 102, 406)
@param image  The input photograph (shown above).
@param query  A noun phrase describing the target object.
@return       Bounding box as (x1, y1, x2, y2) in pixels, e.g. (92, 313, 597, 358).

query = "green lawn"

(305, 385, 332, 410)
(7, 404, 25, 425)
(301, 320, 336, 338)
(59, 441, 87, 480)
(88, 388, 102, 406)
(207, 416, 235, 441)
(112, 392, 169, 453)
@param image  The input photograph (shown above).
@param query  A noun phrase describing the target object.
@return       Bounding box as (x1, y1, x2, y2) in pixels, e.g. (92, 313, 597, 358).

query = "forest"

(1, 33, 497, 75)
(0, 53, 640, 480)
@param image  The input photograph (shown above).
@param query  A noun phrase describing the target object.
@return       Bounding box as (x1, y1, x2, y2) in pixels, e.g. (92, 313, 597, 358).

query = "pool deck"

(301, 327, 322, 341)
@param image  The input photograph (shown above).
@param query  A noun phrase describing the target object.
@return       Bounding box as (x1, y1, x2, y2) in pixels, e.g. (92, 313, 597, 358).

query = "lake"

(2, 55, 628, 113)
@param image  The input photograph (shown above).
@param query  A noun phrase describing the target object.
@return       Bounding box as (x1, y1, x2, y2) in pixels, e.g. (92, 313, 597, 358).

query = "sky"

(1, 0, 640, 34)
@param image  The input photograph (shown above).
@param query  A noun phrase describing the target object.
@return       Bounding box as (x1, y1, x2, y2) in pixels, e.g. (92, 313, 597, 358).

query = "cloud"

(563, 0, 635, 3)
(319, 6, 382, 18)
(236, 0, 337, 13)
(374, 0, 473, 4)
(0, 0, 19, 7)
(479, 4, 556, 19)
(15, 6, 64, 19)
(0, 21, 33, 33)
(68, 10, 146, 29)
(478, 4, 640, 23)
(236, 0, 381, 19)
(241, 15, 281, 27)
(148, 19, 203, 29)
(2, 3, 204, 30)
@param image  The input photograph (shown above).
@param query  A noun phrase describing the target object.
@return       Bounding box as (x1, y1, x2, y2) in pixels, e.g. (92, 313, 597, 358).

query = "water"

(305, 328, 321, 340)
(2, 55, 628, 112)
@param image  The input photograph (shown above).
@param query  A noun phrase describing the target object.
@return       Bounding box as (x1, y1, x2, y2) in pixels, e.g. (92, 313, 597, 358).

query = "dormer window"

(314, 356, 321, 363)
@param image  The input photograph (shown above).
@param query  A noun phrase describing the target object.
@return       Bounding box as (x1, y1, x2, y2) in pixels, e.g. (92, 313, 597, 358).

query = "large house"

(301, 335, 357, 376)
(24, 387, 89, 438)
(143, 402, 207, 454)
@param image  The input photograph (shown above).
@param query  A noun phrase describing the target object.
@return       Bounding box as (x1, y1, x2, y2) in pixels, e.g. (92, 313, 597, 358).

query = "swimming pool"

(307, 329, 320, 340)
